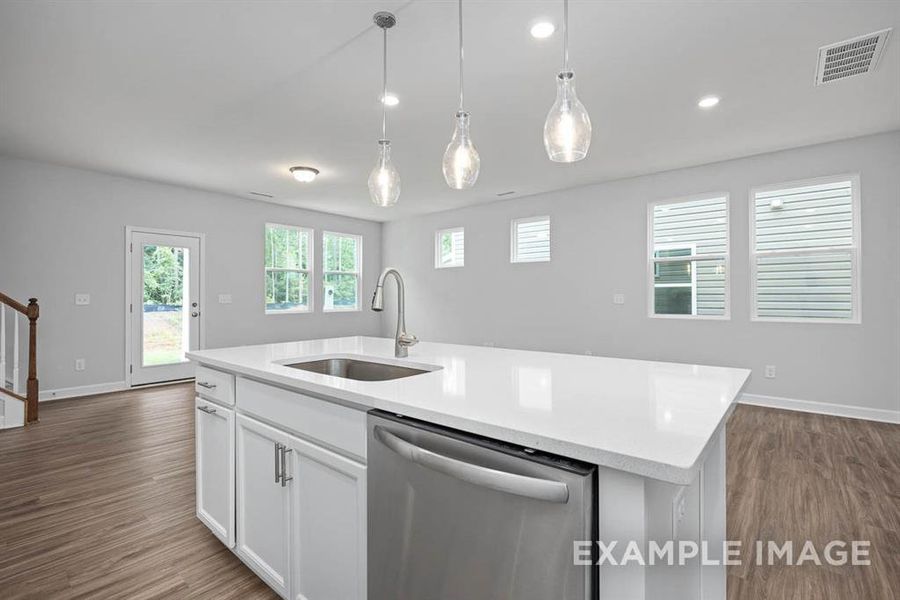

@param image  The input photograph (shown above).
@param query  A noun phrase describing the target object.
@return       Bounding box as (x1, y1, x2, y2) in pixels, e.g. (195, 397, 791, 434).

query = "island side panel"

(700, 426, 727, 599)
(598, 468, 647, 600)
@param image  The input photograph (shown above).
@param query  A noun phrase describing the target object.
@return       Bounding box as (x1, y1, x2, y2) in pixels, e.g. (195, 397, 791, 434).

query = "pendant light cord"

(563, 0, 569, 72)
(381, 27, 388, 140)
(458, 0, 464, 111)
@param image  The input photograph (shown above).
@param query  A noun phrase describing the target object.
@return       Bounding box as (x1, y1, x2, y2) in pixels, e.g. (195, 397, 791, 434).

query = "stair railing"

(0, 293, 39, 424)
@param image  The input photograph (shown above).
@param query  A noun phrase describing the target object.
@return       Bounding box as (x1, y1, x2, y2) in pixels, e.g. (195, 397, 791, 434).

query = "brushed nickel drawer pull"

(197, 381, 217, 390)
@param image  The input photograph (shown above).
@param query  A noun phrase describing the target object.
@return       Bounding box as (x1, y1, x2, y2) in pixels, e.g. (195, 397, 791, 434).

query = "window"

(323, 231, 362, 311)
(511, 216, 550, 263)
(435, 227, 465, 268)
(750, 175, 860, 322)
(265, 224, 311, 313)
(648, 195, 729, 318)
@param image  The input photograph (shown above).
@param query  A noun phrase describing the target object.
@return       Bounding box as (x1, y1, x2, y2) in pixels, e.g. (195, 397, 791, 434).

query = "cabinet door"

(287, 435, 367, 600)
(236, 415, 292, 598)
(195, 397, 234, 548)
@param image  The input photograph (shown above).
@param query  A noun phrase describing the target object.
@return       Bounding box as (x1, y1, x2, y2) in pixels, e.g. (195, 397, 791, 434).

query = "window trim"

(510, 215, 551, 264)
(264, 223, 313, 315)
(322, 230, 363, 313)
(435, 227, 465, 269)
(646, 193, 731, 320)
(749, 173, 861, 324)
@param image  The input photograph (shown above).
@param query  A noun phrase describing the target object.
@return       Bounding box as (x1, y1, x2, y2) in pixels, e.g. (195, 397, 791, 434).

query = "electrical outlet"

(74, 358, 86, 372)
(482, 342, 495, 347)
(584, 350, 593, 356)
(218, 294, 233, 304)
(765, 365, 777, 379)
(74, 293, 90, 306)
(613, 293, 625, 305)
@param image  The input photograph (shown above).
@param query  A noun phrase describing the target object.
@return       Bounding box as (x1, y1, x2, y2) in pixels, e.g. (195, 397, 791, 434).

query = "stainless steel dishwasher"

(368, 410, 597, 600)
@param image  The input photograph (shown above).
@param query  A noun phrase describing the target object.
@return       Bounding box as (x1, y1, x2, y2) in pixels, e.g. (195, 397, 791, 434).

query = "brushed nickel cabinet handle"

(197, 405, 217, 415)
(197, 381, 217, 390)
(274, 442, 282, 484)
(280, 446, 293, 487)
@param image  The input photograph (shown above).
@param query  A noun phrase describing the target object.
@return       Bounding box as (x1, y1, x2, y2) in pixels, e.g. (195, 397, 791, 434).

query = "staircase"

(0, 292, 39, 428)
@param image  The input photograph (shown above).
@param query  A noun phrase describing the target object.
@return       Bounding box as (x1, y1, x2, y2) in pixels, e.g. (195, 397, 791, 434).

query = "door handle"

(197, 381, 217, 390)
(374, 426, 569, 503)
(274, 442, 282, 483)
(191, 311, 200, 318)
(197, 405, 216, 415)
(280, 445, 293, 487)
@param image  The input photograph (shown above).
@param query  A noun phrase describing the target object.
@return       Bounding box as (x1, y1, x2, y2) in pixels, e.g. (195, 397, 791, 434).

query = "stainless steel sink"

(284, 357, 434, 381)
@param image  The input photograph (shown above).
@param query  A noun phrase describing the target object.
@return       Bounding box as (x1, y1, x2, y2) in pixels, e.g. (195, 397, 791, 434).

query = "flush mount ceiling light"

(289, 166, 319, 183)
(543, 0, 592, 162)
(442, 0, 480, 190)
(698, 95, 720, 109)
(381, 93, 399, 106)
(530, 21, 555, 39)
(368, 11, 401, 207)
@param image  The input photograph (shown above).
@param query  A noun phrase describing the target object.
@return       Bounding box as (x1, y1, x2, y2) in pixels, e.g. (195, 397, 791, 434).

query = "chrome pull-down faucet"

(371, 268, 418, 358)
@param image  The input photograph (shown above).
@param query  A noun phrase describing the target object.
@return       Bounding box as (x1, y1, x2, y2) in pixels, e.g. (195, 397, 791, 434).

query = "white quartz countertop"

(187, 337, 749, 484)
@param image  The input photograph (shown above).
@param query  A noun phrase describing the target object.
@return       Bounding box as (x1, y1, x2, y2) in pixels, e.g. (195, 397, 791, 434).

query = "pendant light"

(368, 11, 401, 207)
(543, 0, 592, 162)
(442, 0, 480, 189)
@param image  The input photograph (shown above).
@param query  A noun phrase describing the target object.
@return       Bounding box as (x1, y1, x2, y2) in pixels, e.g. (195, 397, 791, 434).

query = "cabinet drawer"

(237, 377, 366, 461)
(195, 365, 235, 406)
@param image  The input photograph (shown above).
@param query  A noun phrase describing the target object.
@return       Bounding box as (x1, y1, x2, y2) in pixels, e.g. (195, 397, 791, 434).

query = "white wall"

(382, 132, 900, 414)
(0, 157, 383, 393)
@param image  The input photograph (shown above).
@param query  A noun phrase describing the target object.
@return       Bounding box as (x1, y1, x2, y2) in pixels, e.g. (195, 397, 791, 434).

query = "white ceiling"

(1, 1, 898, 222)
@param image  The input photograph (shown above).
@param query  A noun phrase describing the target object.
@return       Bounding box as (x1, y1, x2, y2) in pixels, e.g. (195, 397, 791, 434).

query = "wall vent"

(815, 28, 892, 85)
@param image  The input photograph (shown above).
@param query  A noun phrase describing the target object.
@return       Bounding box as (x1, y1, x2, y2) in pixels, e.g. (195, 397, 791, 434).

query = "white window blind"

(649, 195, 729, 317)
(323, 232, 362, 311)
(751, 176, 859, 322)
(265, 224, 312, 313)
(511, 216, 550, 263)
(435, 228, 465, 268)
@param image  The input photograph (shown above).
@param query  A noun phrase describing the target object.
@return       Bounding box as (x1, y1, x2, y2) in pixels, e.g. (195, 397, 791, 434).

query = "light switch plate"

(75, 293, 90, 306)
(613, 293, 625, 305)
(218, 294, 233, 304)
(74, 358, 86, 371)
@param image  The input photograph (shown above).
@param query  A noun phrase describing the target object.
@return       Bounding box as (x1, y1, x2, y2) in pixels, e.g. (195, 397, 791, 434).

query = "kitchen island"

(187, 336, 750, 600)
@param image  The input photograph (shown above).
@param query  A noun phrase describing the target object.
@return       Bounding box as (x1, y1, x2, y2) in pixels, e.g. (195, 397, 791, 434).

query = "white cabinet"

(236, 414, 293, 599)
(287, 434, 367, 600)
(197, 374, 369, 600)
(195, 397, 234, 548)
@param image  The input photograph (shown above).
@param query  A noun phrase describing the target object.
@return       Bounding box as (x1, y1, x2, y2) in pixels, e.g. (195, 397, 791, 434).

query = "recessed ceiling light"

(698, 95, 720, 109)
(289, 166, 319, 183)
(530, 21, 555, 39)
(381, 93, 399, 106)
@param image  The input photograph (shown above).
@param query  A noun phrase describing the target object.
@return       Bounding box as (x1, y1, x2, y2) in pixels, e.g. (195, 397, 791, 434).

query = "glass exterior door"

(130, 231, 201, 385)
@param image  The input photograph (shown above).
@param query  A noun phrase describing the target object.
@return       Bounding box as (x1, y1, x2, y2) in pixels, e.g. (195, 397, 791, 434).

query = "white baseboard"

(739, 393, 900, 424)
(40, 381, 128, 402)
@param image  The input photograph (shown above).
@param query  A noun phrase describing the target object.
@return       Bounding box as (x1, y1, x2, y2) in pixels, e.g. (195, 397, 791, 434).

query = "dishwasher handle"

(374, 426, 569, 504)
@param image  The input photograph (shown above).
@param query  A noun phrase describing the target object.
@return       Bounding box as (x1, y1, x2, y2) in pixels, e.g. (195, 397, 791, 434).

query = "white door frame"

(125, 225, 206, 387)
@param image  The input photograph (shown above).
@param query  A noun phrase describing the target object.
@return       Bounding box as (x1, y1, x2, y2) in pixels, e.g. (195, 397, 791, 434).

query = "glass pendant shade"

(543, 71, 592, 163)
(368, 140, 401, 207)
(442, 111, 480, 189)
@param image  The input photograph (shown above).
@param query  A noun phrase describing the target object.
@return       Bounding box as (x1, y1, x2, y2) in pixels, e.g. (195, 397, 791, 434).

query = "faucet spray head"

(371, 286, 384, 311)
